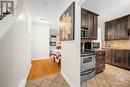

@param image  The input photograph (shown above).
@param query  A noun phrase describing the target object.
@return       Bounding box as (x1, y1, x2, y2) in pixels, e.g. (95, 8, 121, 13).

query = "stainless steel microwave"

(81, 27, 88, 38)
(84, 42, 100, 50)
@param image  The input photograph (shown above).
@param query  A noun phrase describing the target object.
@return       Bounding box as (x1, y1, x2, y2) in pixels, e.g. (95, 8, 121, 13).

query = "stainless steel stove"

(80, 51, 96, 83)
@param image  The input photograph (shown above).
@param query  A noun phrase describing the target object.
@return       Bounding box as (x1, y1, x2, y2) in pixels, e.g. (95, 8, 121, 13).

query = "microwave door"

(81, 29, 85, 38)
(85, 30, 88, 37)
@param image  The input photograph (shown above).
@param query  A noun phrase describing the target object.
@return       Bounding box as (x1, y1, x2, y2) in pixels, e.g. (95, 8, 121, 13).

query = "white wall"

(0, 0, 23, 39)
(92, 26, 103, 49)
(0, 3, 31, 87)
(31, 24, 49, 60)
(61, 1, 81, 87)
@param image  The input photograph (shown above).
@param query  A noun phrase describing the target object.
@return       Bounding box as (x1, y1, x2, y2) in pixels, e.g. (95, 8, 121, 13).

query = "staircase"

(0, 14, 5, 20)
(0, 12, 10, 20)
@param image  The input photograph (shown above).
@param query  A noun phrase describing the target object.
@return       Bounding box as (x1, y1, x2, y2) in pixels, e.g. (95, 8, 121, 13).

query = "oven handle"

(81, 54, 95, 56)
(81, 68, 95, 76)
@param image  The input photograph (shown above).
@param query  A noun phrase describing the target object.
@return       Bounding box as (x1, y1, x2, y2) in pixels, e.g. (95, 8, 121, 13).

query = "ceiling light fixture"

(40, 17, 48, 23)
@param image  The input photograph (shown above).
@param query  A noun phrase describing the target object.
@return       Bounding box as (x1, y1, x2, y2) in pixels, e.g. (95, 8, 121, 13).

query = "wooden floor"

(82, 64, 130, 87)
(27, 59, 61, 80)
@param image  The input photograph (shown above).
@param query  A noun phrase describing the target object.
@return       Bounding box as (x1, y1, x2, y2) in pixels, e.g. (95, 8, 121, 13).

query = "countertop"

(102, 47, 130, 51)
(92, 48, 106, 51)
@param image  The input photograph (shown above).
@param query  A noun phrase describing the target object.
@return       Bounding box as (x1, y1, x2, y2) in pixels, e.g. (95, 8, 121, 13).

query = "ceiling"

(26, 0, 130, 28)
(26, 0, 70, 29)
(82, 0, 130, 23)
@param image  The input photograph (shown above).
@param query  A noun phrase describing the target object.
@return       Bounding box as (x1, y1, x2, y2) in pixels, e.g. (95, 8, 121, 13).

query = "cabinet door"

(120, 18, 128, 39)
(128, 52, 130, 68)
(121, 51, 127, 68)
(105, 16, 129, 41)
(115, 21, 120, 39)
(115, 19, 128, 40)
(119, 51, 130, 69)
(81, 12, 86, 27)
(87, 12, 94, 39)
(105, 50, 113, 64)
(105, 22, 109, 40)
(105, 22, 115, 40)
(128, 16, 130, 30)
(125, 51, 130, 69)
(81, 8, 98, 40)
(111, 50, 130, 69)
(111, 22, 115, 40)
(113, 51, 123, 67)
(93, 15, 98, 40)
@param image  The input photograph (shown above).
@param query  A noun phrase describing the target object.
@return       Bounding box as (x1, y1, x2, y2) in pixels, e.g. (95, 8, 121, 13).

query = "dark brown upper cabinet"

(128, 16, 130, 30)
(81, 8, 99, 40)
(105, 15, 130, 41)
(81, 11, 86, 28)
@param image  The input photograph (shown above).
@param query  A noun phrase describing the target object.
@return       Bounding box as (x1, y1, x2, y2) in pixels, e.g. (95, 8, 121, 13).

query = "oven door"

(81, 55, 95, 72)
(81, 68, 95, 83)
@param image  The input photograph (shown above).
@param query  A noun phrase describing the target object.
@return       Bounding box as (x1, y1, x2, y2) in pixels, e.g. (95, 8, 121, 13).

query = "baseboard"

(61, 70, 75, 87)
(32, 57, 49, 61)
(25, 63, 32, 81)
(19, 63, 32, 87)
(18, 78, 27, 87)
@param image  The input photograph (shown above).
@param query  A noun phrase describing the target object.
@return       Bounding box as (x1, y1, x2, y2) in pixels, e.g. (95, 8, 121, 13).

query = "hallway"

(27, 59, 60, 80)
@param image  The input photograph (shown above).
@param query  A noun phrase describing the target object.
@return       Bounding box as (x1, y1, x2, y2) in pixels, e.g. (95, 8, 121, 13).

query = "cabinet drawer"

(96, 55, 105, 59)
(96, 64, 105, 73)
(96, 60, 105, 66)
(96, 57, 104, 62)
(96, 56, 105, 64)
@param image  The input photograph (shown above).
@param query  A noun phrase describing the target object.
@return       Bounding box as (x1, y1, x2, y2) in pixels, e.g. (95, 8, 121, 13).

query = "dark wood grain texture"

(81, 8, 98, 40)
(96, 51, 105, 74)
(105, 49, 130, 70)
(105, 15, 130, 41)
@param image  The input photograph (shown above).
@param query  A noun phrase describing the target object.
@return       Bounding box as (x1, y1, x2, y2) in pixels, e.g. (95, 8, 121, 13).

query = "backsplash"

(105, 40, 130, 50)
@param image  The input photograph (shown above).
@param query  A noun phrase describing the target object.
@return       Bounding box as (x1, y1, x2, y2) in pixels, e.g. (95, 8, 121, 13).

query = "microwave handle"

(85, 30, 88, 37)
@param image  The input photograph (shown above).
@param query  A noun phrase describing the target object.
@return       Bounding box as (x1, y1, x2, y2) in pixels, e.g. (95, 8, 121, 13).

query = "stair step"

(0, 14, 8, 20)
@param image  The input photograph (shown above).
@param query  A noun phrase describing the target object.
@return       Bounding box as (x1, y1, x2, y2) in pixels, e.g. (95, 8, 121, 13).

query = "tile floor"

(26, 73, 70, 87)
(82, 64, 130, 87)
(26, 64, 130, 87)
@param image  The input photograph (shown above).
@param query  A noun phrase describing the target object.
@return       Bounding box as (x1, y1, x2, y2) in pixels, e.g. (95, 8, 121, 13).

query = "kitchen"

(80, 0, 130, 87)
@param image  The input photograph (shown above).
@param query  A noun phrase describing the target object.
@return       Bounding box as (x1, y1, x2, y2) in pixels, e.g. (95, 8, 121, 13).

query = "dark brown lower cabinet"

(105, 49, 113, 64)
(96, 51, 105, 74)
(125, 52, 130, 69)
(113, 51, 123, 67)
(105, 49, 130, 70)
